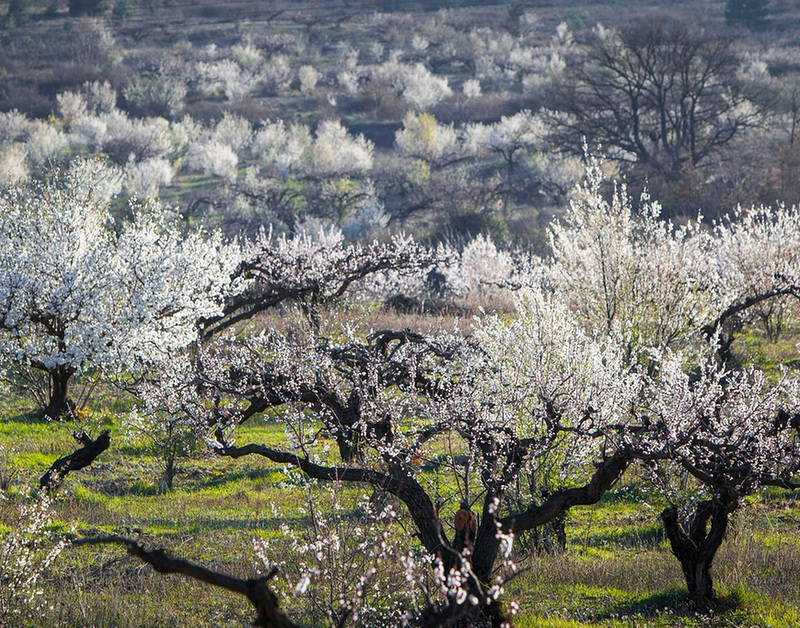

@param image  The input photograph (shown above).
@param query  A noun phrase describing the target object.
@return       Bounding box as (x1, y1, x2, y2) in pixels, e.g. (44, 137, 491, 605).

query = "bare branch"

(501, 451, 631, 533)
(71, 535, 298, 628)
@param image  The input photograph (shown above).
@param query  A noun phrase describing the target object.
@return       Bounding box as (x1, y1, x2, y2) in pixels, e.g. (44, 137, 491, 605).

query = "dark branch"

(701, 285, 800, 343)
(501, 451, 631, 533)
(71, 535, 298, 628)
(40, 430, 110, 490)
(212, 436, 454, 568)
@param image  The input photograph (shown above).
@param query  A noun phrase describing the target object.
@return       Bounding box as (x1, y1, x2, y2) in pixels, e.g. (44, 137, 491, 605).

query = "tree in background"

(68, 0, 107, 16)
(551, 18, 761, 179)
(5, 0, 32, 28)
(111, 0, 132, 25)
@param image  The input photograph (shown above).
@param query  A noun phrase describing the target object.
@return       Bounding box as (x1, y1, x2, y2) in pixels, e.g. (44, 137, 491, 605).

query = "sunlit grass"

(1, 403, 800, 626)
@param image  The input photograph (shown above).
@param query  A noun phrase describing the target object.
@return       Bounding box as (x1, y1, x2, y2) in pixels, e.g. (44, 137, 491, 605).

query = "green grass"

(1, 409, 800, 627)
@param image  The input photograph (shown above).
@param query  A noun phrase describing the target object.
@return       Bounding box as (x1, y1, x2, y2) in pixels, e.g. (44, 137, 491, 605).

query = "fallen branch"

(71, 535, 298, 628)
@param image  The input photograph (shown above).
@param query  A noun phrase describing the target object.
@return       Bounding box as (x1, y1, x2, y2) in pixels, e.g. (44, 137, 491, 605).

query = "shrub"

(0, 143, 28, 187)
(68, 0, 106, 17)
(0, 496, 65, 624)
(123, 74, 187, 119)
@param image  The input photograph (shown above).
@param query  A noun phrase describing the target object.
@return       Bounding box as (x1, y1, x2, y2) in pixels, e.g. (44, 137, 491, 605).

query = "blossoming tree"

(131, 276, 638, 626)
(0, 160, 240, 417)
(546, 155, 800, 609)
(79, 155, 800, 624)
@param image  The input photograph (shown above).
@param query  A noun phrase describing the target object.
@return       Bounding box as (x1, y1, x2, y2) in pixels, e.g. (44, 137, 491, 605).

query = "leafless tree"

(550, 18, 762, 176)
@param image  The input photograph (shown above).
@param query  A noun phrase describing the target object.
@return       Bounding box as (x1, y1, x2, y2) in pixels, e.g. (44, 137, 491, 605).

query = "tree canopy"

(0, 160, 239, 417)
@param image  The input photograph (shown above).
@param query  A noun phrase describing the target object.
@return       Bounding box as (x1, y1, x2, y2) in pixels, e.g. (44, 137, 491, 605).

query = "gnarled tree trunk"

(43, 366, 76, 420)
(40, 430, 110, 490)
(661, 495, 737, 610)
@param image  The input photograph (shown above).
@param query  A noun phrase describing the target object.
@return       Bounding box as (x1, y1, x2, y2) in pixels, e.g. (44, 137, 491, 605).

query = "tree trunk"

(661, 495, 737, 611)
(467, 502, 510, 628)
(682, 556, 715, 610)
(40, 430, 110, 490)
(334, 428, 360, 463)
(163, 454, 176, 491)
(43, 367, 76, 420)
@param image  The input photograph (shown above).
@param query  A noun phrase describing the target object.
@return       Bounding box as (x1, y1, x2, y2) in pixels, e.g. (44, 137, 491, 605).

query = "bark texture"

(40, 429, 110, 490)
(661, 496, 736, 610)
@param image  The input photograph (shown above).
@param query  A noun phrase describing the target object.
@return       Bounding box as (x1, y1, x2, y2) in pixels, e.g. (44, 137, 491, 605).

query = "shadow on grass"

(115, 443, 150, 456)
(591, 587, 746, 623)
(138, 513, 321, 536)
(89, 467, 287, 498)
(183, 467, 282, 490)
(586, 587, 689, 622)
(0, 410, 48, 424)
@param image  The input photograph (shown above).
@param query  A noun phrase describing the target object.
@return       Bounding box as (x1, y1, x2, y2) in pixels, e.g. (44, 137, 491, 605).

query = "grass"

(1, 407, 799, 626)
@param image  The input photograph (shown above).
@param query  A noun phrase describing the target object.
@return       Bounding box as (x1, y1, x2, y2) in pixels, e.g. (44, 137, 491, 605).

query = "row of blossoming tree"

(1, 156, 799, 625)
(7, 12, 800, 232)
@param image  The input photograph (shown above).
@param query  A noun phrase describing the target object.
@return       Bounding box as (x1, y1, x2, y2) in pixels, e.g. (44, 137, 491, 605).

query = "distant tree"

(506, 1, 526, 36)
(297, 65, 319, 94)
(123, 73, 187, 119)
(395, 112, 465, 169)
(551, 18, 762, 177)
(486, 110, 544, 179)
(111, 0, 132, 25)
(725, 0, 769, 29)
(402, 63, 453, 111)
(242, 119, 375, 230)
(5, 0, 32, 28)
(0, 143, 28, 187)
(124, 402, 200, 491)
(370, 61, 452, 113)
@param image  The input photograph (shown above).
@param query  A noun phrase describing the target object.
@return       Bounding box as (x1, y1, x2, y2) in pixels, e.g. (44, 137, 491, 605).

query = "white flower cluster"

(0, 160, 242, 387)
(0, 496, 65, 623)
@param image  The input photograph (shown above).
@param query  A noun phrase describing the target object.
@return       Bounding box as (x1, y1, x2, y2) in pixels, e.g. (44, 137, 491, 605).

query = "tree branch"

(501, 451, 631, 533)
(71, 535, 297, 628)
(40, 429, 110, 490)
(702, 285, 800, 344)
(212, 436, 454, 568)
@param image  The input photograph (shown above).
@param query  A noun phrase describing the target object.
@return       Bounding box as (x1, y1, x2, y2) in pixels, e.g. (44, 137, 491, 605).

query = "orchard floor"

(1, 408, 799, 628)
